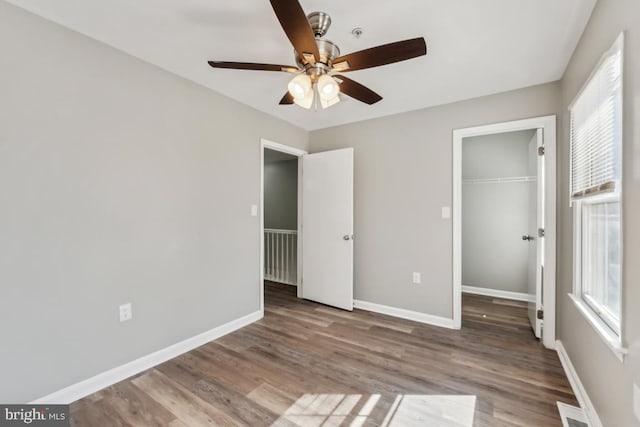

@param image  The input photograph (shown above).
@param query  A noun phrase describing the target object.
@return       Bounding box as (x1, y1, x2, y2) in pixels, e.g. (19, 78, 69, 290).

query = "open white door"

(302, 148, 354, 311)
(527, 129, 544, 338)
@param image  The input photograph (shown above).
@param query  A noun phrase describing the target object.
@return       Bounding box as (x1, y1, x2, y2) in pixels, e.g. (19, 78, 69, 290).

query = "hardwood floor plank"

(70, 396, 133, 427)
(97, 382, 177, 427)
(246, 382, 300, 415)
(162, 347, 262, 395)
(132, 370, 241, 426)
(189, 378, 281, 427)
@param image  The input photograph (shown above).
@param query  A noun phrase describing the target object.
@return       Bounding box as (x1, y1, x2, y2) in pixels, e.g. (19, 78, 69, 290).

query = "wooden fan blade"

(208, 61, 298, 73)
(270, 0, 320, 62)
(279, 91, 294, 105)
(335, 75, 382, 105)
(332, 37, 427, 72)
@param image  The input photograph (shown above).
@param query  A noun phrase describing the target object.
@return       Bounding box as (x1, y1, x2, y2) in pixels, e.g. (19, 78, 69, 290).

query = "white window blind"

(570, 34, 623, 200)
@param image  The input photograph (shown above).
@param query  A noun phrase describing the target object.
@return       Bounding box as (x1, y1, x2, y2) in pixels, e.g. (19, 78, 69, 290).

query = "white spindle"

(270, 232, 274, 277)
(264, 229, 297, 285)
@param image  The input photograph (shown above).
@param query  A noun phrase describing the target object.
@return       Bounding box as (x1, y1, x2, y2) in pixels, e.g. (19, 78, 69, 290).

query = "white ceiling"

(6, 0, 596, 131)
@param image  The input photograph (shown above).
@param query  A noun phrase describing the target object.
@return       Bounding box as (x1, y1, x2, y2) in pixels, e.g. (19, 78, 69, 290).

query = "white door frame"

(452, 115, 557, 349)
(260, 138, 307, 315)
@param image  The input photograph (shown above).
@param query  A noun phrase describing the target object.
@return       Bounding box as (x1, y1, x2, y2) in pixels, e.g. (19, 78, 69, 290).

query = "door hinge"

(538, 228, 545, 238)
(538, 146, 545, 156)
(537, 309, 544, 320)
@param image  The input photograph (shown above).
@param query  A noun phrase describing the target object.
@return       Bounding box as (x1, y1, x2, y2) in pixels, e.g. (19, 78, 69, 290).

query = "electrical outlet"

(119, 303, 132, 322)
(412, 272, 421, 284)
(634, 383, 640, 421)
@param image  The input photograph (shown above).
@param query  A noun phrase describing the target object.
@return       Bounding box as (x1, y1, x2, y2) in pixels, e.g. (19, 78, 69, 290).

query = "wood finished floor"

(70, 282, 577, 426)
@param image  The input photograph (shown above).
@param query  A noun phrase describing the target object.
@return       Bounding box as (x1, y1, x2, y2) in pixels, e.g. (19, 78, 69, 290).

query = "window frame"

(573, 192, 622, 336)
(569, 33, 626, 361)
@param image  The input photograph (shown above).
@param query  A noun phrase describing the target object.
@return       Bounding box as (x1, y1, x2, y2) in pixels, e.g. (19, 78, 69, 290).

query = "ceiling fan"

(208, 0, 427, 110)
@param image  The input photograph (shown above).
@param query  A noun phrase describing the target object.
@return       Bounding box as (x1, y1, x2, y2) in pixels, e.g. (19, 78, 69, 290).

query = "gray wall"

(462, 130, 533, 293)
(264, 159, 298, 230)
(557, 0, 640, 425)
(0, 2, 307, 403)
(309, 83, 560, 318)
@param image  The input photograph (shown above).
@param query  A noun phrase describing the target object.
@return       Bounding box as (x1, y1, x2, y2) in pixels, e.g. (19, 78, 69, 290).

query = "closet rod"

(462, 176, 536, 184)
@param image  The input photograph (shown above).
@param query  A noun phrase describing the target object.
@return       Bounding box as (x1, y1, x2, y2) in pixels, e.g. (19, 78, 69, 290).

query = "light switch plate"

(634, 383, 640, 421)
(441, 206, 451, 219)
(251, 204, 258, 217)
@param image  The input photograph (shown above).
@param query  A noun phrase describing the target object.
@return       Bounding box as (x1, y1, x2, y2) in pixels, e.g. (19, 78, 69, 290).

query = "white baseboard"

(353, 300, 456, 329)
(556, 340, 603, 427)
(32, 310, 262, 404)
(462, 285, 531, 302)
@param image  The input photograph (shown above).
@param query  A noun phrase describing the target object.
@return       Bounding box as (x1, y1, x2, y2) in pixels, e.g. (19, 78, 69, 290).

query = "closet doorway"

(452, 116, 557, 348)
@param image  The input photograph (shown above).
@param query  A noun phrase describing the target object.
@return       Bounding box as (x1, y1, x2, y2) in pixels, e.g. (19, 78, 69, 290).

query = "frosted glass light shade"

(293, 88, 314, 109)
(320, 95, 340, 109)
(317, 75, 339, 101)
(288, 74, 312, 100)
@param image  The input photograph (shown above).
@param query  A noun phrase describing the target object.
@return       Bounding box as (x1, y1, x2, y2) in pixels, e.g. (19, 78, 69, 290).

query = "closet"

(461, 130, 536, 296)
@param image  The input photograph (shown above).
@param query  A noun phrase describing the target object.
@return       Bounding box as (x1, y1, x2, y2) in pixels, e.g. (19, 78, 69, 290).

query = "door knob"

(343, 235, 351, 241)
(522, 235, 534, 241)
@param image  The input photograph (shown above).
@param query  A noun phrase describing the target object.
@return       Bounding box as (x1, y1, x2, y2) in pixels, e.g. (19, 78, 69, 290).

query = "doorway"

(263, 148, 299, 286)
(452, 116, 557, 349)
(260, 139, 307, 315)
(260, 139, 355, 314)
(461, 130, 536, 299)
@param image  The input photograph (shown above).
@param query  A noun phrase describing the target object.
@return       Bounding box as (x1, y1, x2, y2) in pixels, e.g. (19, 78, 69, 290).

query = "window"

(570, 33, 624, 353)
(579, 195, 621, 332)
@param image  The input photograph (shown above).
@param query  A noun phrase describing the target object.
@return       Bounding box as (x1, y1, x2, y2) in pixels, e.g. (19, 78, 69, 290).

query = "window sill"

(568, 293, 627, 362)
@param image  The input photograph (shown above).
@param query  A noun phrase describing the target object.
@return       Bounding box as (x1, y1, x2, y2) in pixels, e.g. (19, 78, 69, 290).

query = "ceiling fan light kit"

(317, 74, 339, 101)
(288, 74, 312, 100)
(286, 73, 341, 111)
(293, 89, 314, 109)
(320, 94, 341, 109)
(208, 0, 427, 111)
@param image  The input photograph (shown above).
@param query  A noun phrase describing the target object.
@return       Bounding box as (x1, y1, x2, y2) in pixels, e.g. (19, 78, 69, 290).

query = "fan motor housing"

(294, 11, 341, 74)
(295, 38, 340, 70)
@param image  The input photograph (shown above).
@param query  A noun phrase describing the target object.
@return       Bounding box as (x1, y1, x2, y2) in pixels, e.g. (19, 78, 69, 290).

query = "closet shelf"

(462, 176, 536, 184)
